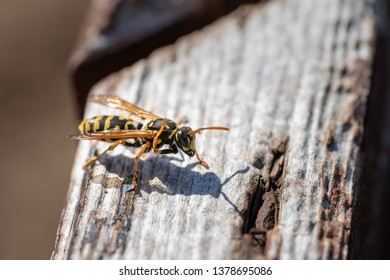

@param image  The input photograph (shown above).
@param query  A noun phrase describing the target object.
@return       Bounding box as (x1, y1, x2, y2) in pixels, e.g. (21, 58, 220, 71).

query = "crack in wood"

(238, 137, 288, 258)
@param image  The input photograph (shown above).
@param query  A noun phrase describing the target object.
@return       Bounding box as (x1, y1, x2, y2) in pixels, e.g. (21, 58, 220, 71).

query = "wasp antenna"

(189, 126, 230, 136)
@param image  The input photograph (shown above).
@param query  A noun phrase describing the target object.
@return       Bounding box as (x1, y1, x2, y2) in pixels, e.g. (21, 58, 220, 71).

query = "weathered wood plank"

(53, 0, 375, 259)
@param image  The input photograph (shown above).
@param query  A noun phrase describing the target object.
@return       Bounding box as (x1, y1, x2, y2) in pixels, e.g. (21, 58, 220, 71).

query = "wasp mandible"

(69, 95, 229, 189)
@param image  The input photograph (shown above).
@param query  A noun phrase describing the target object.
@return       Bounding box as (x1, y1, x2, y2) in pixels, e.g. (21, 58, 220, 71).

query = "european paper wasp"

(69, 95, 229, 189)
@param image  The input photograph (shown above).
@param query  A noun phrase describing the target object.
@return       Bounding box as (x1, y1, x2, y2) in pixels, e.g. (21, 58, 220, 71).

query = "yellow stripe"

(85, 119, 91, 132)
(190, 140, 195, 151)
(78, 120, 85, 133)
(125, 121, 133, 130)
(168, 128, 177, 140)
(104, 116, 114, 130)
(182, 146, 189, 151)
(93, 116, 103, 132)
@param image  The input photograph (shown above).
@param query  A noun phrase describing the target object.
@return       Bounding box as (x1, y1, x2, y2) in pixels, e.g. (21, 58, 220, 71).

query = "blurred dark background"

(0, 0, 90, 259)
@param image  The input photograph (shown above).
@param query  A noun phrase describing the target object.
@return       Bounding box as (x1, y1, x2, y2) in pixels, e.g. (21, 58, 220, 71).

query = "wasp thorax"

(175, 127, 196, 157)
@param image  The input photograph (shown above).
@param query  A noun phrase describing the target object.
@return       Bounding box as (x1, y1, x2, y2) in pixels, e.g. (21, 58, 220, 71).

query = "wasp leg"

(132, 141, 151, 189)
(195, 151, 210, 169)
(152, 118, 167, 151)
(177, 116, 188, 126)
(83, 140, 127, 169)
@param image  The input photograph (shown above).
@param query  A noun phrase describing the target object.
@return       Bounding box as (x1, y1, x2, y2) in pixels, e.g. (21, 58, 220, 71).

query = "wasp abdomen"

(79, 116, 142, 133)
(79, 115, 142, 133)
(79, 115, 145, 146)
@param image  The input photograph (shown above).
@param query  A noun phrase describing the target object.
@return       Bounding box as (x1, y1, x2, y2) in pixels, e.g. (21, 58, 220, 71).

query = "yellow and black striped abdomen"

(79, 115, 142, 133)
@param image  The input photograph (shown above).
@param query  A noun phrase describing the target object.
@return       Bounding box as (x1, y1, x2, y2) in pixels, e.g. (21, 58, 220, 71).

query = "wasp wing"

(68, 129, 155, 140)
(89, 94, 160, 121)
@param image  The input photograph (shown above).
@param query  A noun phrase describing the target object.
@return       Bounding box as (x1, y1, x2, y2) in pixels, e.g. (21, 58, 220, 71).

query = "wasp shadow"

(93, 152, 250, 217)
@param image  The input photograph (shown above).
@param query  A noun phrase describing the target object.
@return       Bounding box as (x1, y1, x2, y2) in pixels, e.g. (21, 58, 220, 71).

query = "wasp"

(69, 95, 229, 189)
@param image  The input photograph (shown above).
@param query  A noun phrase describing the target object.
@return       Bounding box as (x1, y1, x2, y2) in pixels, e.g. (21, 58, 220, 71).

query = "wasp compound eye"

(177, 129, 189, 147)
(175, 127, 195, 157)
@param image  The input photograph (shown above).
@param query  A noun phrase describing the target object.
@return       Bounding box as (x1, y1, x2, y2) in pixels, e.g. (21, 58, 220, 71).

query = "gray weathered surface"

(53, 0, 375, 259)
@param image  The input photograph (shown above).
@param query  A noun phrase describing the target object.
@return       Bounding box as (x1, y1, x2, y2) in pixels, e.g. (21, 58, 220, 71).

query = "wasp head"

(175, 127, 196, 157)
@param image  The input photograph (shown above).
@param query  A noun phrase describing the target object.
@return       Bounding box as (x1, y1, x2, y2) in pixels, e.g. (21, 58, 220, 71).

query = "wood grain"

(53, 0, 375, 259)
